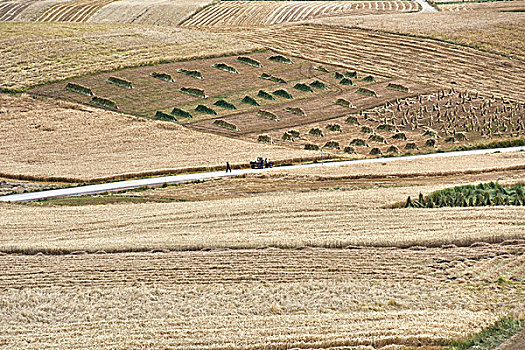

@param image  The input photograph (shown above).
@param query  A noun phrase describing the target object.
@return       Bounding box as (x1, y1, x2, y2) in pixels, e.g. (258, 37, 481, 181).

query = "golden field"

(0, 94, 312, 182)
(0, 22, 261, 91)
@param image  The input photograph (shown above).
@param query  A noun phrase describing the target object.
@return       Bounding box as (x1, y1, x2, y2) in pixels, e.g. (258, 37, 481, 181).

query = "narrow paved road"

(413, 0, 438, 12)
(1, 146, 524, 202)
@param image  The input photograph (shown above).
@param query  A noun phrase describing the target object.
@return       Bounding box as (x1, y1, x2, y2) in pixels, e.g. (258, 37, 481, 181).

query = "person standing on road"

(226, 162, 232, 173)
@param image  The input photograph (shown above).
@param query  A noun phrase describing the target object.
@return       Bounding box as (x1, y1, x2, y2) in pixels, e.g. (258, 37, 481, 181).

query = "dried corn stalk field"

(0, 244, 524, 348)
(234, 24, 525, 101)
(0, 94, 311, 181)
(0, 22, 261, 91)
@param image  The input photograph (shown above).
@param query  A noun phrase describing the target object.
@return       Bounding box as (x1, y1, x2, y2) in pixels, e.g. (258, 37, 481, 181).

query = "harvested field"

(310, 7, 525, 61)
(0, 0, 33, 21)
(250, 89, 525, 156)
(182, 1, 419, 27)
(0, 94, 311, 181)
(0, 22, 261, 91)
(36, 0, 117, 23)
(0, 244, 524, 348)
(235, 24, 525, 101)
(87, 0, 213, 26)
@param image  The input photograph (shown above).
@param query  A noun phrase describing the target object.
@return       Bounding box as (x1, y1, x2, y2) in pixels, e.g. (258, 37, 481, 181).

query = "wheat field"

(0, 94, 312, 182)
(0, 22, 261, 91)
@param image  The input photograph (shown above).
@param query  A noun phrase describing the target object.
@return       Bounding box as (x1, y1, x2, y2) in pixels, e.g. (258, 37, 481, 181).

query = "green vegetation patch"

(326, 123, 342, 132)
(257, 110, 279, 121)
(334, 72, 344, 79)
(324, 140, 340, 149)
(345, 71, 357, 78)
(257, 90, 275, 100)
(309, 127, 324, 137)
(177, 69, 203, 79)
(335, 98, 353, 108)
(195, 105, 217, 115)
(154, 111, 176, 122)
(91, 96, 118, 110)
(403, 182, 525, 209)
(213, 63, 239, 74)
(350, 138, 367, 146)
(387, 83, 409, 92)
(343, 146, 356, 154)
(356, 87, 377, 97)
(237, 56, 262, 68)
(213, 100, 236, 110)
(171, 107, 192, 118)
(377, 124, 397, 132)
(150, 72, 174, 82)
(361, 126, 373, 134)
(294, 83, 314, 93)
(107, 76, 132, 89)
(369, 134, 387, 144)
(65, 82, 93, 96)
(310, 80, 326, 90)
(273, 89, 293, 99)
(180, 87, 207, 98)
(260, 73, 286, 84)
(213, 119, 238, 131)
(242, 95, 260, 106)
(268, 55, 293, 64)
(284, 107, 306, 117)
(345, 116, 359, 125)
(392, 132, 407, 140)
(362, 75, 375, 82)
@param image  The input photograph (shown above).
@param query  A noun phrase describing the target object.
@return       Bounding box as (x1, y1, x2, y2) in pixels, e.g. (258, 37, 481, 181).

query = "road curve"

(1, 146, 524, 202)
(412, 0, 438, 12)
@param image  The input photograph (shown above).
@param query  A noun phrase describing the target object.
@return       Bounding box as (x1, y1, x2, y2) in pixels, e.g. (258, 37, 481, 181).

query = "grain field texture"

(182, 1, 419, 27)
(0, 245, 524, 348)
(235, 24, 525, 101)
(36, 0, 117, 23)
(0, 94, 311, 181)
(309, 7, 525, 61)
(0, 22, 261, 90)
(87, 0, 214, 26)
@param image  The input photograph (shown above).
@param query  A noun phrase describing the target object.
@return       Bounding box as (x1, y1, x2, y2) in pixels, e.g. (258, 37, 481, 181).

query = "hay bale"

(304, 143, 319, 150)
(242, 96, 260, 106)
(324, 140, 340, 149)
(258, 135, 272, 144)
(151, 72, 173, 82)
(339, 78, 353, 86)
(345, 116, 359, 125)
(387, 145, 400, 153)
(377, 124, 397, 132)
(335, 98, 354, 108)
(405, 142, 418, 150)
(326, 123, 342, 132)
(179, 87, 207, 98)
(154, 111, 176, 122)
(294, 83, 313, 93)
(314, 66, 329, 73)
(171, 107, 192, 118)
(213, 119, 237, 131)
(350, 138, 367, 146)
(260, 73, 286, 84)
(309, 128, 324, 137)
(387, 83, 409, 92)
(65, 83, 93, 96)
(91, 96, 118, 110)
(214, 100, 236, 110)
(282, 132, 295, 142)
(309, 80, 327, 90)
(356, 87, 377, 97)
(345, 71, 358, 78)
(392, 132, 407, 140)
(237, 56, 262, 68)
(257, 90, 275, 100)
(284, 107, 306, 117)
(107, 76, 132, 89)
(424, 139, 437, 147)
(195, 105, 217, 115)
(288, 130, 300, 139)
(334, 72, 344, 79)
(177, 69, 203, 79)
(268, 55, 293, 64)
(445, 136, 456, 143)
(369, 147, 382, 155)
(368, 134, 388, 144)
(213, 63, 239, 74)
(423, 128, 439, 138)
(343, 146, 356, 154)
(361, 126, 373, 134)
(257, 110, 279, 121)
(362, 75, 375, 82)
(455, 132, 468, 141)
(272, 89, 293, 99)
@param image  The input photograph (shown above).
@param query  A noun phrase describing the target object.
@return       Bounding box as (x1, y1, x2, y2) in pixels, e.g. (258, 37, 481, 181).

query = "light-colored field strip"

(235, 25, 525, 101)
(0, 2, 30, 21)
(36, 0, 116, 22)
(0, 245, 523, 348)
(182, 1, 418, 27)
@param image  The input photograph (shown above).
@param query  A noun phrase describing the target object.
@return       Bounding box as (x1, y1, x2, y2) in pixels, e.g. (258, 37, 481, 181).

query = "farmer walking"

(226, 162, 232, 173)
